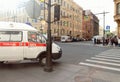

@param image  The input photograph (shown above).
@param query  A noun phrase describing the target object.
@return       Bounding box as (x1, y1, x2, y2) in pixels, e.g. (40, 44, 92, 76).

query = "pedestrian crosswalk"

(79, 50, 120, 72)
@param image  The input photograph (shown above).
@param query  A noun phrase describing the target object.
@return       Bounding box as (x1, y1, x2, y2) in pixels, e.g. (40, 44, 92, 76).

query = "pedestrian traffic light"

(54, 5, 60, 21)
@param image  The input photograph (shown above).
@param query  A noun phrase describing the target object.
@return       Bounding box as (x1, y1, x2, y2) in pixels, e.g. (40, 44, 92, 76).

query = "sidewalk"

(0, 62, 120, 82)
(0, 49, 120, 82)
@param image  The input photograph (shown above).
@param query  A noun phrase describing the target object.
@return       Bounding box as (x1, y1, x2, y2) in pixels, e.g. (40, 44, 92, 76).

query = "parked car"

(92, 35, 103, 44)
(61, 35, 72, 42)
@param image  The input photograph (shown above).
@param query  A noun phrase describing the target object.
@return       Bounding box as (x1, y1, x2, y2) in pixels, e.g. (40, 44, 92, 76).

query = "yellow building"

(41, 0, 83, 38)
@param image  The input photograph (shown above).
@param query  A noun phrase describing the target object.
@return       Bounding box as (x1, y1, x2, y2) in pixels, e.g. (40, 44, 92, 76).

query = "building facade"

(51, 0, 83, 39)
(0, 0, 83, 40)
(0, 0, 100, 41)
(82, 10, 99, 40)
(114, 0, 120, 36)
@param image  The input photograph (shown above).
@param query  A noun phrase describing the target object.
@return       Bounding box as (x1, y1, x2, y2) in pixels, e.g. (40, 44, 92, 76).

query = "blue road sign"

(106, 25, 110, 30)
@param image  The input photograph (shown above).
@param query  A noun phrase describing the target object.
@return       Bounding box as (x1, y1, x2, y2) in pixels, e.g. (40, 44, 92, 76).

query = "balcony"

(114, 14, 120, 22)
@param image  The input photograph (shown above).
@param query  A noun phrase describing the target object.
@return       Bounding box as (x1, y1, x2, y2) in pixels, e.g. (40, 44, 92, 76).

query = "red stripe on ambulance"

(0, 42, 46, 47)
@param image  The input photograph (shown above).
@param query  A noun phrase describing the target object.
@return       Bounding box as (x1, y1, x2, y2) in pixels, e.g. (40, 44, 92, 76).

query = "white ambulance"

(0, 22, 62, 64)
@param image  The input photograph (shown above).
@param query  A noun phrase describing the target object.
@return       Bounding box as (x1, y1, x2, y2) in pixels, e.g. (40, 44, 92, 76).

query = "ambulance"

(0, 22, 62, 64)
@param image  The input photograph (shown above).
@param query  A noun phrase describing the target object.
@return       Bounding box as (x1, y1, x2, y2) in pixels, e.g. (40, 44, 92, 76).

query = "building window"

(117, 3, 120, 14)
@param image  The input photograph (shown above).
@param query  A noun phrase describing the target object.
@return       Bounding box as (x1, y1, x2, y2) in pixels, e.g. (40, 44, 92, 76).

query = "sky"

(0, 0, 29, 10)
(73, 0, 117, 31)
(0, 0, 20, 10)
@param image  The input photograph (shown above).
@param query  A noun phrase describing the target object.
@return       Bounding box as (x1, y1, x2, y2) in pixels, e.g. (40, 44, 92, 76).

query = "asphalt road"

(57, 41, 112, 65)
(0, 41, 119, 82)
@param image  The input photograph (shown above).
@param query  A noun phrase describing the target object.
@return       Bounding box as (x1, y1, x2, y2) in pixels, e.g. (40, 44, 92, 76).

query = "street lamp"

(40, 0, 60, 72)
(95, 11, 109, 45)
(44, 0, 53, 72)
(57, 21, 60, 37)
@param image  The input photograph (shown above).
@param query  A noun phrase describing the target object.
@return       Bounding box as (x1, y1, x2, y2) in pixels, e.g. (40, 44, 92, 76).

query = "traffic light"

(54, 5, 60, 21)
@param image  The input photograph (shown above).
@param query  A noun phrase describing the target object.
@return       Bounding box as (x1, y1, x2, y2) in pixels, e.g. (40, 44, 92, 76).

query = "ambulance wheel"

(38, 52, 46, 66)
(39, 57, 46, 66)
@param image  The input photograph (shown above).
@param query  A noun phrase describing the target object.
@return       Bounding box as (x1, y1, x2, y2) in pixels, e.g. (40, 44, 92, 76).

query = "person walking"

(114, 36, 118, 46)
(94, 38, 96, 44)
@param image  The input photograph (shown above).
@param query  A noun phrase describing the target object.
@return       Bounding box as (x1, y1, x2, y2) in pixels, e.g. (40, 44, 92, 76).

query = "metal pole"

(58, 21, 59, 36)
(44, 0, 45, 20)
(33, 0, 35, 19)
(44, 0, 53, 72)
(95, 11, 109, 42)
(103, 11, 105, 46)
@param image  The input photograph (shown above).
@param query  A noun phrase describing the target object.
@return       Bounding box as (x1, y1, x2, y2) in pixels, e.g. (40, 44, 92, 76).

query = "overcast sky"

(73, 0, 117, 31)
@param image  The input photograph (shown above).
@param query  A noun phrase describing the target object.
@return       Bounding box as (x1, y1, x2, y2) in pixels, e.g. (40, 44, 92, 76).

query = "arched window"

(117, 3, 120, 14)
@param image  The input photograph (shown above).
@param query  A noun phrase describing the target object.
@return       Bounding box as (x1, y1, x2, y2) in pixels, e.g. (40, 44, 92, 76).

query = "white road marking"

(91, 57, 120, 63)
(95, 55, 120, 60)
(86, 59, 120, 66)
(97, 54, 120, 57)
(79, 48, 120, 72)
(80, 62, 120, 72)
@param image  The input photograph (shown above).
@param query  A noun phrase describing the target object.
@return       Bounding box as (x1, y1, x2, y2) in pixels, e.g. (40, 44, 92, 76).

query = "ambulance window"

(0, 31, 22, 42)
(10, 31, 22, 41)
(37, 34, 46, 43)
(28, 32, 46, 43)
(28, 31, 37, 42)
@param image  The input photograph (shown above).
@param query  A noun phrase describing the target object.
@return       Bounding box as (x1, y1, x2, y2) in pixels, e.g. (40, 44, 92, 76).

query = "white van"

(92, 35, 103, 44)
(61, 35, 72, 42)
(0, 22, 62, 64)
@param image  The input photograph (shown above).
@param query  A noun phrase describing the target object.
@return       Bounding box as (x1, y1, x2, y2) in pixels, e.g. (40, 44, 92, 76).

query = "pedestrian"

(114, 36, 118, 46)
(118, 36, 120, 47)
(94, 38, 96, 44)
(105, 38, 109, 45)
(110, 37, 114, 46)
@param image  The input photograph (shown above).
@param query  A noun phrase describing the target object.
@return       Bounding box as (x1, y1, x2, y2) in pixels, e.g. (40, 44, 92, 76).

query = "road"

(57, 41, 112, 65)
(0, 41, 120, 82)
(57, 41, 120, 73)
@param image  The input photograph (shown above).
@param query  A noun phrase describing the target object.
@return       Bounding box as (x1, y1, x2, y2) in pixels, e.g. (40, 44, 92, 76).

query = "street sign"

(106, 25, 110, 30)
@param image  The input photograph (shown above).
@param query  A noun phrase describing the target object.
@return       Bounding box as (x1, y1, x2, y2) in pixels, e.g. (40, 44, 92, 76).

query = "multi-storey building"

(82, 10, 99, 40)
(51, 0, 83, 39)
(0, 0, 83, 40)
(0, 0, 100, 41)
(114, 0, 120, 36)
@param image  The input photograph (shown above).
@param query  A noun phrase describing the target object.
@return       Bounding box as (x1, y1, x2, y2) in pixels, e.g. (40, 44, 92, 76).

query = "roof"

(0, 22, 37, 31)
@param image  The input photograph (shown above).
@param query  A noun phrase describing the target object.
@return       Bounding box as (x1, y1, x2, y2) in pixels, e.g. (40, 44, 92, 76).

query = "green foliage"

(106, 32, 114, 38)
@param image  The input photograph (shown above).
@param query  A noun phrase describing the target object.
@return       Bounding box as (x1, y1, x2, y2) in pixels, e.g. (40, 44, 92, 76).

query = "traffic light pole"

(44, 0, 53, 72)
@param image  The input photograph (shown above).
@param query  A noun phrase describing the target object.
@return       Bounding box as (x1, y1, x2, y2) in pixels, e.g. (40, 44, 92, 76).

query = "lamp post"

(57, 21, 60, 37)
(103, 12, 106, 45)
(44, 0, 53, 72)
(95, 11, 109, 45)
